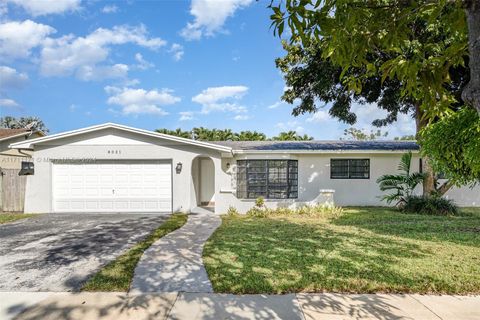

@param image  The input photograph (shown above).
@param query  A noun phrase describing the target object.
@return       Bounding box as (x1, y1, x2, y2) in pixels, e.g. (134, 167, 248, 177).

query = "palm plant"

(377, 151, 425, 207)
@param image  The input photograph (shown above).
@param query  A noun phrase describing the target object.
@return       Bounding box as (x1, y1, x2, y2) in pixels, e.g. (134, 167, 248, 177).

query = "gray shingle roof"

(212, 140, 419, 151)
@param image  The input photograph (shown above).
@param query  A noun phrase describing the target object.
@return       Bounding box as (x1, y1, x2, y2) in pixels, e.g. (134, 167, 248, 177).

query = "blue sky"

(0, 0, 415, 139)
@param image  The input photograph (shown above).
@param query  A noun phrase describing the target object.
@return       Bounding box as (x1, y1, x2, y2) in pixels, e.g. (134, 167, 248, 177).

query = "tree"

(156, 128, 191, 138)
(394, 135, 416, 141)
(377, 152, 426, 207)
(271, 131, 313, 141)
(420, 107, 480, 188)
(276, 41, 415, 127)
(0, 116, 49, 133)
(270, 0, 478, 115)
(341, 127, 388, 141)
(271, 3, 472, 196)
(155, 127, 312, 141)
(236, 131, 267, 141)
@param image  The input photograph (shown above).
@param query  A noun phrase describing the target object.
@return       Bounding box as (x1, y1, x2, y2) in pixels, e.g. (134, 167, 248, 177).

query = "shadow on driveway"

(0, 213, 168, 291)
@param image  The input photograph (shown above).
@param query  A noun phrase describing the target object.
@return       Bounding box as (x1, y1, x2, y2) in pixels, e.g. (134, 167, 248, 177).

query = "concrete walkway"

(3, 292, 479, 320)
(130, 208, 221, 293)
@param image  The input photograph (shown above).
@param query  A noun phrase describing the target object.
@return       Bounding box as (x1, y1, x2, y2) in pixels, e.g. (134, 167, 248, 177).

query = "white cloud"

(349, 103, 416, 138)
(192, 85, 248, 114)
(179, 111, 194, 121)
(134, 53, 154, 70)
(267, 101, 285, 109)
(234, 114, 249, 120)
(0, 98, 19, 107)
(0, 20, 55, 60)
(180, 0, 253, 40)
(5, 0, 81, 16)
(102, 4, 118, 14)
(0, 66, 28, 90)
(192, 85, 248, 104)
(106, 86, 180, 116)
(76, 64, 128, 81)
(40, 25, 165, 80)
(276, 120, 304, 133)
(169, 43, 184, 61)
(306, 110, 329, 123)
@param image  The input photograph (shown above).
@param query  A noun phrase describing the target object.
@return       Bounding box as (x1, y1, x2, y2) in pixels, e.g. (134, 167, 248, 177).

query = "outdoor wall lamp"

(226, 162, 230, 169)
(176, 162, 183, 174)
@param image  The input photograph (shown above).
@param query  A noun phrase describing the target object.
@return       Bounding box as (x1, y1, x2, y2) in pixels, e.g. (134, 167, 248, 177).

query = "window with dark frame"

(331, 159, 370, 179)
(236, 160, 298, 199)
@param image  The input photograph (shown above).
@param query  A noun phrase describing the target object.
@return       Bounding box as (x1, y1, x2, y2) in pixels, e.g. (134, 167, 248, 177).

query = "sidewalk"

(2, 292, 479, 320)
(130, 209, 221, 293)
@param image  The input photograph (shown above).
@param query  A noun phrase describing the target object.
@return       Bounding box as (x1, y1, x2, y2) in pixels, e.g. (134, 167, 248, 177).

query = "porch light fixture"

(176, 162, 183, 174)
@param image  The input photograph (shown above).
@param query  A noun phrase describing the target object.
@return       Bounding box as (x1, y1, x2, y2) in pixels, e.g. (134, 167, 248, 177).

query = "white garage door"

(52, 161, 172, 213)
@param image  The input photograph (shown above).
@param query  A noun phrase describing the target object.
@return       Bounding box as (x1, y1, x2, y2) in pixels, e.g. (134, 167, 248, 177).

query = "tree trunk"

(462, 0, 480, 114)
(437, 180, 454, 196)
(415, 104, 436, 196)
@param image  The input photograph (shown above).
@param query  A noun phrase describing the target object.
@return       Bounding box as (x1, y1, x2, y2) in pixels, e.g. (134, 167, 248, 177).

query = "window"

(331, 159, 369, 179)
(237, 160, 298, 199)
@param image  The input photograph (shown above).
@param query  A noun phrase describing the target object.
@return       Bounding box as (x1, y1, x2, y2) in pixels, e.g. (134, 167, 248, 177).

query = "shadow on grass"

(333, 207, 480, 247)
(203, 215, 465, 294)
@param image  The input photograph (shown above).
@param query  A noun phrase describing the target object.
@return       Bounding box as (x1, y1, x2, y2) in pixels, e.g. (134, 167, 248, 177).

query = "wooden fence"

(1, 169, 26, 212)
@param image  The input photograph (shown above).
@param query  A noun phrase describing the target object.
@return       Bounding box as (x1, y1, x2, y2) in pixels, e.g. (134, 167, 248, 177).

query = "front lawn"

(0, 213, 37, 224)
(82, 213, 188, 292)
(203, 207, 480, 294)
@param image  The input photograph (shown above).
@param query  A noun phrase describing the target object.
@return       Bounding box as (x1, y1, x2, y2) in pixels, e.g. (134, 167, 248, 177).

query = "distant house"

(0, 129, 44, 169)
(9, 123, 480, 214)
(0, 129, 45, 212)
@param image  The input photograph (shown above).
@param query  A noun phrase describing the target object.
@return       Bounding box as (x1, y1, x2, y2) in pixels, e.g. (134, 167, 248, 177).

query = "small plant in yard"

(246, 197, 269, 217)
(297, 203, 344, 218)
(377, 151, 425, 207)
(226, 206, 239, 216)
(255, 196, 265, 208)
(403, 195, 458, 216)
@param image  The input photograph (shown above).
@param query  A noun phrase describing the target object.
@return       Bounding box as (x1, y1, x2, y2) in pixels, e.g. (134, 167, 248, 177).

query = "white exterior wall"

(24, 128, 223, 214)
(21, 127, 479, 214)
(215, 152, 480, 214)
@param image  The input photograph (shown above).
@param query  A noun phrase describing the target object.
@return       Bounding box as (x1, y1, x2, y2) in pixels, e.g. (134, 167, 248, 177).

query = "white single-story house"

(9, 123, 479, 214)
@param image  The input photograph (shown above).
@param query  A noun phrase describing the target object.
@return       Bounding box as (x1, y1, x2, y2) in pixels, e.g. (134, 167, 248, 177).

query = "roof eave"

(9, 123, 233, 153)
(232, 149, 420, 154)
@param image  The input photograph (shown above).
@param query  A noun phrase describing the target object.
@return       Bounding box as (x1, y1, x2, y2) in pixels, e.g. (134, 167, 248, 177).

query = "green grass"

(82, 213, 188, 292)
(0, 213, 37, 224)
(203, 207, 480, 294)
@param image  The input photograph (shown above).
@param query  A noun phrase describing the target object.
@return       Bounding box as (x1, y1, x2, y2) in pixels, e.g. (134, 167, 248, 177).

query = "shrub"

(246, 203, 343, 218)
(296, 203, 344, 218)
(403, 195, 458, 216)
(226, 206, 239, 216)
(255, 196, 265, 208)
(377, 151, 425, 207)
(246, 206, 269, 218)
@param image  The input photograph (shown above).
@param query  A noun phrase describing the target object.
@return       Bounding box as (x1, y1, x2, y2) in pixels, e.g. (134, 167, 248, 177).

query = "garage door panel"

(53, 161, 172, 213)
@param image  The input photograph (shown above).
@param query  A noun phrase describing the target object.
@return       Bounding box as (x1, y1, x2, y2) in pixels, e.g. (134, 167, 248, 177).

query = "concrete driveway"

(0, 213, 169, 292)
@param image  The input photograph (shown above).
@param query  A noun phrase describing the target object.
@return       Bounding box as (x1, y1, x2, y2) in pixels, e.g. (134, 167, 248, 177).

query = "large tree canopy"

(270, 0, 479, 191)
(270, 0, 475, 117)
(276, 40, 415, 127)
